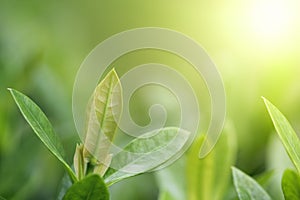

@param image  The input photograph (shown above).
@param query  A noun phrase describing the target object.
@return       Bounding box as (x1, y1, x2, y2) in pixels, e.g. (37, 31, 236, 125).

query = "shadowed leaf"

(9, 88, 77, 183)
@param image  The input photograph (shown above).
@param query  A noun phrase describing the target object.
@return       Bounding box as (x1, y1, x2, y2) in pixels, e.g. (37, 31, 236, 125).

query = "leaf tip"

(7, 88, 17, 99)
(231, 166, 237, 173)
(111, 67, 117, 74)
(261, 96, 270, 105)
(111, 68, 119, 79)
(7, 88, 13, 93)
(7, 88, 19, 97)
(261, 97, 274, 112)
(231, 166, 241, 180)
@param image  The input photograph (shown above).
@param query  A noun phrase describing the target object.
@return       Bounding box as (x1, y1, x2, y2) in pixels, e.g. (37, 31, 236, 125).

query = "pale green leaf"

(282, 169, 300, 200)
(93, 153, 112, 177)
(57, 174, 72, 200)
(104, 127, 190, 185)
(9, 88, 77, 183)
(103, 168, 135, 186)
(63, 174, 109, 200)
(156, 157, 186, 200)
(263, 97, 300, 173)
(73, 143, 86, 180)
(83, 69, 122, 168)
(232, 167, 272, 200)
(187, 124, 237, 200)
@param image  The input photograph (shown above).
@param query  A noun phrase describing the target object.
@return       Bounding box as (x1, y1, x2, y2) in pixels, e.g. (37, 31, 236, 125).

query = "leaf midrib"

(94, 73, 115, 155)
(266, 101, 300, 172)
(15, 93, 63, 159)
(10, 89, 77, 182)
(99, 73, 115, 137)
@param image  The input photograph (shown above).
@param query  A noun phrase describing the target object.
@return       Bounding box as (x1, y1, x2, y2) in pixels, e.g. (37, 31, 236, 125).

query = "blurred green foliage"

(1, 0, 300, 199)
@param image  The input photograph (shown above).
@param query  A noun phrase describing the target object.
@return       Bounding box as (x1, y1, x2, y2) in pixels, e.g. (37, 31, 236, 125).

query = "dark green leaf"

(8, 88, 77, 182)
(232, 167, 272, 200)
(63, 174, 109, 200)
(263, 97, 300, 173)
(282, 169, 300, 200)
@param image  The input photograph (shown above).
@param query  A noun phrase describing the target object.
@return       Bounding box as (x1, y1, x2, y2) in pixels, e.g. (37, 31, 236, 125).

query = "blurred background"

(0, 0, 300, 199)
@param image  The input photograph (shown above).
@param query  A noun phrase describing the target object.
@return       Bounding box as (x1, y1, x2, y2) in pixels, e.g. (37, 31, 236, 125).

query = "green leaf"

(73, 144, 86, 180)
(282, 169, 300, 200)
(158, 191, 175, 200)
(104, 127, 190, 185)
(8, 88, 77, 183)
(156, 157, 187, 200)
(63, 174, 109, 200)
(255, 170, 274, 187)
(187, 124, 237, 200)
(232, 167, 272, 200)
(263, 97, 300, 173)
(57, 173, 72, 200)
(83, 69, 122, 173)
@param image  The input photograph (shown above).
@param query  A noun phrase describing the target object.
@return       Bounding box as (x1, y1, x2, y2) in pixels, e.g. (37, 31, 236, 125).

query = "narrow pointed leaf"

(9, 88, 77, 182)
(63, 174, 109, 200)
(263, 97, 300, 173)
(104, 127, 190, 185)
(187, 125, 237, 200)
(83, 69, 122, 165)
(232, 167, 272, 200)
(282, 169, 300, 200)
(73, 144, 86, 180)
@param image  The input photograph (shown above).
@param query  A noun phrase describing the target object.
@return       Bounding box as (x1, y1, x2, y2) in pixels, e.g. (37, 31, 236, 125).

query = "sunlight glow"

(250, 0, 295, 41)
